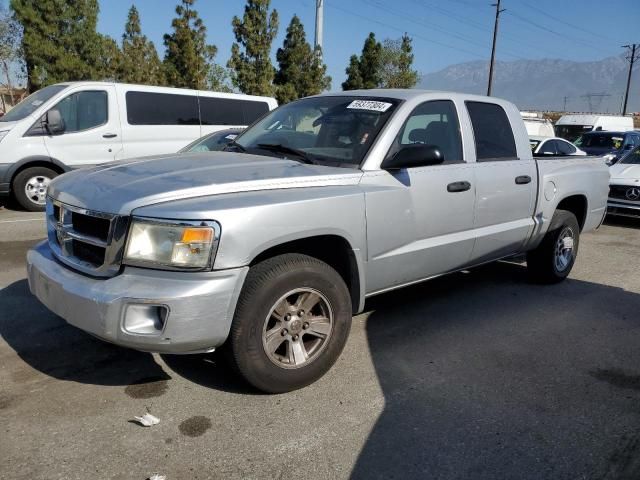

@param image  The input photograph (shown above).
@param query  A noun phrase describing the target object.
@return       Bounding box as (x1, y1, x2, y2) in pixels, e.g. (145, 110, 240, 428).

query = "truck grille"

(609, 185, 640, 202)
(46, 198, 129, 277)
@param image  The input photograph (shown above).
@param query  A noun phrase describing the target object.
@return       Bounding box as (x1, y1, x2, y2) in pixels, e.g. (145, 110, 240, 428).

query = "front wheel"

(527, 209, 580, 283)
(12, 166, 58, 211)
(228, 253, 352, 393)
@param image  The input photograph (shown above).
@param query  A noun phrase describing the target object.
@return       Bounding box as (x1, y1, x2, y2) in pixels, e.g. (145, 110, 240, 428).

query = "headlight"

(124, 218, 220, 270)
(0, 130, 10, 143)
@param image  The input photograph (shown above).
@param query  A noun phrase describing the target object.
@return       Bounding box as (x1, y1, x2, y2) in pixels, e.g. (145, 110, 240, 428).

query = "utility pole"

(487, 0, 505, 96)
(621, 43, 638, 115)
(563, 96, 568, 111)
(314, 0, 324, 57)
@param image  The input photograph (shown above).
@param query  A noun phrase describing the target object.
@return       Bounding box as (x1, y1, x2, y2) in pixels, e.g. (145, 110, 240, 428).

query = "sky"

(6, 0, 640, 90)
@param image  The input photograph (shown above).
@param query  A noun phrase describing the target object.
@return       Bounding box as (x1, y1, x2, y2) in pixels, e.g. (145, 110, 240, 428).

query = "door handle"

(515, 175, 532, 185)
(102, 133, 117, 138)
(447, 181, 471, 193)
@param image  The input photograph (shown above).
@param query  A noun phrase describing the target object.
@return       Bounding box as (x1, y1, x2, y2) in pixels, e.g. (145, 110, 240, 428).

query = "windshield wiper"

(256, 143, 316, 164)
(224, 140, 246, 153)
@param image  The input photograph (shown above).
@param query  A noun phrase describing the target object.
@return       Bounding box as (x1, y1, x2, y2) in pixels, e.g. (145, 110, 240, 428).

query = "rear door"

(43, 86, 122, 167)
(465, 101, 537, 262)
(364, 99, 477, 293)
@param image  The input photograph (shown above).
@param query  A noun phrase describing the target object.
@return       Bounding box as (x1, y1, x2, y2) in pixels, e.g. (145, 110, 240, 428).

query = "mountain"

(419, 54, 640, 113)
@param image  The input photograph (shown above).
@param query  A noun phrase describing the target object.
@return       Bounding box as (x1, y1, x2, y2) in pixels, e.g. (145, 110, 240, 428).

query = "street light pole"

(487, 0, 505, 96)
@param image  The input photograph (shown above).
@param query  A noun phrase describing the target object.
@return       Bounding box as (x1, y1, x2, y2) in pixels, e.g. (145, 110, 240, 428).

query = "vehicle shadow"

(351, 261, 640, 480)
(0, 279, 169, 386)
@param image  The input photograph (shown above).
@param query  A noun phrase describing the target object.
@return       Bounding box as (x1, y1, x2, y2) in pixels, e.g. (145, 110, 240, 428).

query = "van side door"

(364, 100, 477, 294)
(42, 86, 122, 168)
(465, 101, 537, 262)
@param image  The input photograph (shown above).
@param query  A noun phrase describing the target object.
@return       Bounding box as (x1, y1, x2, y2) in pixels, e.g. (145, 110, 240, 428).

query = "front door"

(364, 100, 477, 294)
(43, 86, 122, 168)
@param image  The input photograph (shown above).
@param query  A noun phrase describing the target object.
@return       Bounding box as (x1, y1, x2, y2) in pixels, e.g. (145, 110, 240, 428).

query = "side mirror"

(382, 144, 444, 170)
(44, 108, 65, 135)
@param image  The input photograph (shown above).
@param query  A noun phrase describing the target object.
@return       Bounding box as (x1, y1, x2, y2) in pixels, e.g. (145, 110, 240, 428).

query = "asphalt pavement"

(1, 201, 639, 480)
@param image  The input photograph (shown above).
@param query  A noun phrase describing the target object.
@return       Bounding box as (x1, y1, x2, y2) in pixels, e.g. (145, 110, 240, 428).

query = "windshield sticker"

(346, 100, 392, 112)
(224, 134, 238, 140)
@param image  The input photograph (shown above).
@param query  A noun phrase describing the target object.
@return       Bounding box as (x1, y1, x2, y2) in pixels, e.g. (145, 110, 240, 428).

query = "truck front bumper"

(26, 240, 248, 354)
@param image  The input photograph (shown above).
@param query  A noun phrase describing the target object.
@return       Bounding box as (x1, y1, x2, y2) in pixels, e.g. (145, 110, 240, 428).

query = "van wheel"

(527, 209, 580, 284)
(228, 253, 352, 393)
(13, 166, 58, 211)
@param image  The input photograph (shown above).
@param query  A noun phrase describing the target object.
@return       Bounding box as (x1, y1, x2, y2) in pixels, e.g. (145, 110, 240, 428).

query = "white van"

(0, 82, 277, 210)
(555, 114, 634, 142)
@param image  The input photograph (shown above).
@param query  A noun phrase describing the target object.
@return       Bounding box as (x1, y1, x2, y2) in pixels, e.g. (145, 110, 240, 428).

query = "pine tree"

(342, 55, 363, 91)
(342, 33, 382, 91)
(379, 34, 418, 88)
(228, 0, 278, 96)
(120, 5, 164, 85)
(163, 0, 217, 90)
(11, 0, 113, 91)
(0, 4, 22, 107)
(274, 15, 330, 104)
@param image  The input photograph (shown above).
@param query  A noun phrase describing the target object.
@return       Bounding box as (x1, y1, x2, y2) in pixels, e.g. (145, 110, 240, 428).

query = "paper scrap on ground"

(148, 475, 166, 480)
(133, 413, 160, 427)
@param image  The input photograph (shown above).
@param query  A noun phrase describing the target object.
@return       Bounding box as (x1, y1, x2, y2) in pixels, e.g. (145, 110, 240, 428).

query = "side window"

(540, 140, 557, 155)
(199, 97, 245, 125)
(466, 101, 517, 161)
(242, 101, 269, 124)
(393, 100, 463, 164)
(53, 90, 107, 133)
(556, 140, 576, 155)
(126, 91, 199, 125)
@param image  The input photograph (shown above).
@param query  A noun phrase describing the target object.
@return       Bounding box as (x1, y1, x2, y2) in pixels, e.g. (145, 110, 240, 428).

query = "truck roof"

(311, 89, 513, 105)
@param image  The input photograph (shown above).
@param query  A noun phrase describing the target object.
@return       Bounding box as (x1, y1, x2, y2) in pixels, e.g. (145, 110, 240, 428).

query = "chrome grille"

(46, 198, 129, 277)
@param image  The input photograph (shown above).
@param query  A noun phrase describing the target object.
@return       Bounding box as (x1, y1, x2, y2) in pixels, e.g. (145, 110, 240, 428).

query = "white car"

(607, 145, 640, 218)
(0, 82, 277, 210)
(529, 136, 586, 157)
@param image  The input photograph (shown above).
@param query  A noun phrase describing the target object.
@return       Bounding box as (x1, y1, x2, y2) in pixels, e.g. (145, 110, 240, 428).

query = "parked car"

(27, 90, 609, 393)
(574, 131, 640, 165)
(555, 114, 634, 142)
(529, 136, 586, 157)
(0, 82, 277, 210)
(607, 144, 640, 217)
(179, 128, 245, 153)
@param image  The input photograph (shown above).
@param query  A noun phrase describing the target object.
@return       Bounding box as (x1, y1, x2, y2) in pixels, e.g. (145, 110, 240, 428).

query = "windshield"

(180, 129, 243, 153)
(555, 124, 592, 142)
(575, 133, 623, 149)
(232, 96, 400, 167)
(619, 145, 640, 165)
(0, 85, 67, 122)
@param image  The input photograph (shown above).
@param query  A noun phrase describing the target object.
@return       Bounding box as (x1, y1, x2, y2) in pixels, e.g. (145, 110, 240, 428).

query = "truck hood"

(49, 151, 363, 215)
(609, 163, 640, 184)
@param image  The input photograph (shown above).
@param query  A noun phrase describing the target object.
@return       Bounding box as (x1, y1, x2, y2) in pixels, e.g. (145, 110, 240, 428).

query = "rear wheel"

(228, 253, 352, 393)
(527, 209, 580, 283)
(12, 166, 58, 211)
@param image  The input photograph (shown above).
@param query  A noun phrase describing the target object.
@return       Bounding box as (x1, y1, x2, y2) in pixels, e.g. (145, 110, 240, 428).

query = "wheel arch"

(8, 156, 68, 191)
(249, 234, 365, 314)
(556, 194, 588, 231)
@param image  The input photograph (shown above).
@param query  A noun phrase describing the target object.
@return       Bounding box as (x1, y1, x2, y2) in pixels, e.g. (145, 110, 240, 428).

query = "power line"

(323, 1, 490, 60)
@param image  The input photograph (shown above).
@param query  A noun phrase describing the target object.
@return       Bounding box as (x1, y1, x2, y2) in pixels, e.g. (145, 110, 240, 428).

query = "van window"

(126, 91, 199, 125)
(199, 96, 269, 125)
(55, 90, 108, 132)
(466, 101, 517, 161)
(0, 85, 67, 122)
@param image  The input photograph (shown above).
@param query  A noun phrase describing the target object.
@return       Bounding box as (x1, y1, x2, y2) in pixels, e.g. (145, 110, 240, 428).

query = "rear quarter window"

(466, 101, 518, 161)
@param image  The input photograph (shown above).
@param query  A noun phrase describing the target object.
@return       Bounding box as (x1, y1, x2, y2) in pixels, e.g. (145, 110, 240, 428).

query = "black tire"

(228, 253, 352, 393)
(527, 209, 580, 284)
(12, 166, 58, 211)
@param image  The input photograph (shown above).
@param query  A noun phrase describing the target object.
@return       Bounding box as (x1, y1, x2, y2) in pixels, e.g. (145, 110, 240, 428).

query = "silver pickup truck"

(27, 90, 609, 393)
